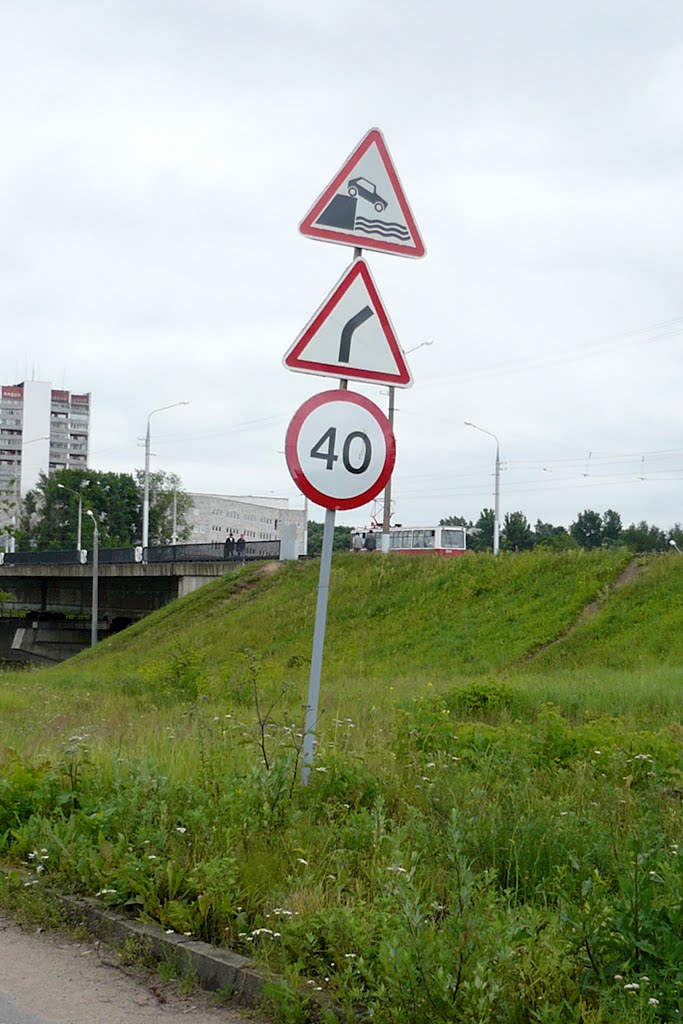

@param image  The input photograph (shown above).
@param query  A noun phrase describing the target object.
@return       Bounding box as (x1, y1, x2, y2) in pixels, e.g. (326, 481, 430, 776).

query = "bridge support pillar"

(177, 576, 212, 599)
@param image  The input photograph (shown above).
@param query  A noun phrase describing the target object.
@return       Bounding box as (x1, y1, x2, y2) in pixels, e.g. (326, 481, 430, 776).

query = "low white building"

(186, 493, 306, 556)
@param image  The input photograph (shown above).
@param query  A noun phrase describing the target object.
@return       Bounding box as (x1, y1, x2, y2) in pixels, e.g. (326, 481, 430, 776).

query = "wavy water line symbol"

(355, 216, 411, 241)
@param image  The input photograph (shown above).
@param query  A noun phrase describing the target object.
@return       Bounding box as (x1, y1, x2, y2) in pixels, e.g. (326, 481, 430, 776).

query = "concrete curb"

(61, 896, 277, 1009)
(2, 874, 335, 1019)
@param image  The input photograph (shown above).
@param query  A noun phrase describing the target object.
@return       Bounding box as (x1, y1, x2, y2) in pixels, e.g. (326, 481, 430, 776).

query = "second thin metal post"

(300, 505, 336, 785)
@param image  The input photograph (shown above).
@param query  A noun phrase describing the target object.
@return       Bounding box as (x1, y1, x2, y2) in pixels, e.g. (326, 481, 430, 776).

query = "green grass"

(33, 547, 634, 687)
(2, 549, 683, 1023)
(531, 554, 683, 670)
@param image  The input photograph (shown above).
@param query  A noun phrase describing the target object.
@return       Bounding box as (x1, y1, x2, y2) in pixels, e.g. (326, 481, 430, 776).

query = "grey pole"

(171, 488, 177, 545)
(57, 482, 85, 551)
(303, 494, 309, 556)
(380, 386, 395, 553)
(493, 440, 500, 557)
(380, 342, 431, 553)
(87, 511, 99, 647)
(142, 417, 151, 553)
(141, 401, 189, 556)
(301, 507, 335, 785)
(464, 421, 501, 556)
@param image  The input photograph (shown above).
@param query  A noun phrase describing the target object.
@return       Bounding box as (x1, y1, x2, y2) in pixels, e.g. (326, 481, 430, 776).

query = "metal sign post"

(283, 126, 425, 783)
(300, 505, 335, 784)
(285, 390, 396, 782)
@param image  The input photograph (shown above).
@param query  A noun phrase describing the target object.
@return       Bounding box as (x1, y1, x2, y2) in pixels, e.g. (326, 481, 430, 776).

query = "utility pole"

(380, 341, 433, 553)
(142, 402, 189, 553)
(464, 421, 501, 556)
(86, 510, 99, 646)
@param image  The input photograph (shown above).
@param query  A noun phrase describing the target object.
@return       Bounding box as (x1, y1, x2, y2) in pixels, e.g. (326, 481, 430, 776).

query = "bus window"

(413, 530, 425, 548)
(442, 528, 465, 549)
(425, 530, 435, 548)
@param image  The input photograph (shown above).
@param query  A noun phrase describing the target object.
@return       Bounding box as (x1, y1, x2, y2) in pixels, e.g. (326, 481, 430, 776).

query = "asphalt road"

(0, 915, 268, 1024)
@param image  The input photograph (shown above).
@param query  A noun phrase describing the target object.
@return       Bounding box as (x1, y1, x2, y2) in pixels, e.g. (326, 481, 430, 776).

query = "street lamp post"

(171, 486, 178, 545)
(380, 341, 433, 554)
(57, 481, 89, 551)
(86, 509, 99, 647)
(142, 402, 189, 552)
(464, 421, 501, 556)
(302, 494, 309, 556)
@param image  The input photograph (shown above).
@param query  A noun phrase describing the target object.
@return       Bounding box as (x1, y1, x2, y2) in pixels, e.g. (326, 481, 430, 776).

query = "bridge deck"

(0, 560, 232, 579)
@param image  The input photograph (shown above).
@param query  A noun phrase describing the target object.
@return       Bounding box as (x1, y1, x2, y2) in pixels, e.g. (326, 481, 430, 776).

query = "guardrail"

(0, 550, 83, 566)
(0, 540, 281, 567)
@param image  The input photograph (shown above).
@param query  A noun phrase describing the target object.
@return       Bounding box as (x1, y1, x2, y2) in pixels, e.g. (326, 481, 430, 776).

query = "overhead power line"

(420, 315, 683, 389)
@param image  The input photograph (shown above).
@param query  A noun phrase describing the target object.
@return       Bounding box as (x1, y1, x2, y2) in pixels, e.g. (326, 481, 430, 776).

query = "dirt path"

(526, 557, 642, 661)
(0, 915, 269, 1024)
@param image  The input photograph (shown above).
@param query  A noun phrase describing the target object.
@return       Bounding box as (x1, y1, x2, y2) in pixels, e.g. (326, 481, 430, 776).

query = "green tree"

(439, 515, 470, 528)
(534, 520, 577, 551)
(21, 469, 191, 550)
(602, 509, 623, 546)
(570, 509, 604, 549)
(22, 470, 142, 550)
(621, 520, 667, 553)
(307, 521, 353, 557)
(134, 470, 192, 545)
(467, 508, 495, 553)
(668, 523, 683, 550)
(502, 511, 534, 551)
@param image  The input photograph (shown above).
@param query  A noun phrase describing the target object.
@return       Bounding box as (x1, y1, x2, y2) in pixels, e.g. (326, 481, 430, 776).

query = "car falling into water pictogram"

(347, 177, 388, 212)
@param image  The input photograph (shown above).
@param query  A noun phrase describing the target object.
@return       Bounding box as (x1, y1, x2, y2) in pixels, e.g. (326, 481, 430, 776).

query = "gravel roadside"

(0, 914, 270, 1024)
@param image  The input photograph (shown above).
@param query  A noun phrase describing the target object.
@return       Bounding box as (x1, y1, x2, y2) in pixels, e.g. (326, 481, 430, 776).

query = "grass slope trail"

(38, 549, 641, 696)
(530, 553, 683, 670)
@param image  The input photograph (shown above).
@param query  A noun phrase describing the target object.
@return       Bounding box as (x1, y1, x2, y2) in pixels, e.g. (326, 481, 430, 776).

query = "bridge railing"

(1, 540, 281, 566)
(145, 542, 226, 563)
(145, 540, 281, 562)
(98, 547, 138, 564)
(1, 550, 83, 566)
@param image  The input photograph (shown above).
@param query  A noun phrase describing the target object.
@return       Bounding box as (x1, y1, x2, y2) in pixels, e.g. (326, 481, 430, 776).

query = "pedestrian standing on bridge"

(364, 531, 377, 553)
(236, 534, 246, 563)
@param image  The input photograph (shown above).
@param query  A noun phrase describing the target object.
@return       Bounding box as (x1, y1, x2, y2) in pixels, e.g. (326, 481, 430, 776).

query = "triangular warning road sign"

(283, 258, 413, 388)
(299, 128, 425, 259)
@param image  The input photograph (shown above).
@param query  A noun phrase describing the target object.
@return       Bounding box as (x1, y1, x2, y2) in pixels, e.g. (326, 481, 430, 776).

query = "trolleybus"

(389, 525, 467, 556)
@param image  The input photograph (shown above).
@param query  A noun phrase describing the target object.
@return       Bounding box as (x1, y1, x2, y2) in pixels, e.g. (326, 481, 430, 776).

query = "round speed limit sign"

(285, 390, 396, 511)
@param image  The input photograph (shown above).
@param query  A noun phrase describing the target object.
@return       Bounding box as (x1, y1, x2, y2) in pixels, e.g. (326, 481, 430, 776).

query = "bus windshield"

(441, 528, 465, 549)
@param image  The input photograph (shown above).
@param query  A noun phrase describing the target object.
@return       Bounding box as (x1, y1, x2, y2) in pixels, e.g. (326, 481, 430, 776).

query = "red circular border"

(285, 390, 396, 511)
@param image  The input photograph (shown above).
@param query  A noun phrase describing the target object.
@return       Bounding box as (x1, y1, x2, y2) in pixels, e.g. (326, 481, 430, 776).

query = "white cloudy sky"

(3, 0, 683, 531)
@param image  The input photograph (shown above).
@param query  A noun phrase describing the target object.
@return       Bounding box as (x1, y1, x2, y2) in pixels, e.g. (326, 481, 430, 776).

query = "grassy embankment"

(2, 549, 683, 1023)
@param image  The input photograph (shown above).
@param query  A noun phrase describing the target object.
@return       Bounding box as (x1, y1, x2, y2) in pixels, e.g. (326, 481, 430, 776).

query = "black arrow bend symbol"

(338, 305, 374, 363)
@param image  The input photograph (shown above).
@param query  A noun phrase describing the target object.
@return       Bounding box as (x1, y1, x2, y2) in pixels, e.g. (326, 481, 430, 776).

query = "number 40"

(310, 427, 372, 475)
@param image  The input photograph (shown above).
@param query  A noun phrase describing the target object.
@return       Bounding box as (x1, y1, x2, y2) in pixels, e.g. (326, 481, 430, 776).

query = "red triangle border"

(283, 259, 413, 388)
(299, 128, 426, 259)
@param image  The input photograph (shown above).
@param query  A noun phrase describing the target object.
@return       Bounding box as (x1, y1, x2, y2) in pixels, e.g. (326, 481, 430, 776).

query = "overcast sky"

(3, 0, 683, 531)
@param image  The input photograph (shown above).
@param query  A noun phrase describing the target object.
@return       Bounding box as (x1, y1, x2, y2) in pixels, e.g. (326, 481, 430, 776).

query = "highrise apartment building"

(0, 382, 90, 542)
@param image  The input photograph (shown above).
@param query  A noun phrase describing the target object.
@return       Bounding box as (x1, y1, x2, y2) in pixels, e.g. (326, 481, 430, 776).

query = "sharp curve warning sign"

(299, 128, 425, 259)
(283, 258, 413, 388)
